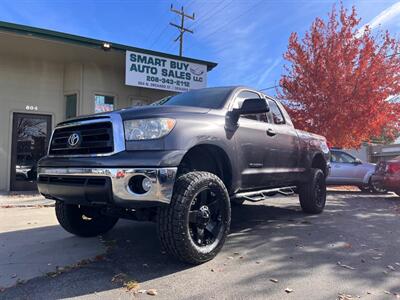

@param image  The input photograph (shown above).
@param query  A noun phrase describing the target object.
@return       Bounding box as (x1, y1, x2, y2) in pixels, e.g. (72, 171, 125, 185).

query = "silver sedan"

(326, 149, 386, 193)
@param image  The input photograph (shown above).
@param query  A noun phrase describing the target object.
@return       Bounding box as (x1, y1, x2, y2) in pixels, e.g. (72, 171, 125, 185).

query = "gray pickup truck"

(37, 86, 330, 264)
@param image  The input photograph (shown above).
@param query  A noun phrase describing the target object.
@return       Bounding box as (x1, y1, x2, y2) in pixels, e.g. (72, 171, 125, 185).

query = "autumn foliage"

(279, 4, 400, 148)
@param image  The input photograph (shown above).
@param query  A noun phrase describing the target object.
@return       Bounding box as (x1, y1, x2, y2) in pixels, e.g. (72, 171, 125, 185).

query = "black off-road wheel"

(157, 171, 231, 264)
(298, 168, 326, 214)
(55, 202, 118, 237)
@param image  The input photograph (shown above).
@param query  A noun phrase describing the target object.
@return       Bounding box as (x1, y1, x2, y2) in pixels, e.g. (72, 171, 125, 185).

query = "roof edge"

(0, 20, 218, 71)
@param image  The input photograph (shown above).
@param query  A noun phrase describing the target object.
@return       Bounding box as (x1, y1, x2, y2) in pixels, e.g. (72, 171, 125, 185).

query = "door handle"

(266, 128, 276, 137)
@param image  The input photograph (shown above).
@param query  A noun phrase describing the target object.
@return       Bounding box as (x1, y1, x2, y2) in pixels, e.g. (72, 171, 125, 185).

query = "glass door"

(10, 113, 52, 191)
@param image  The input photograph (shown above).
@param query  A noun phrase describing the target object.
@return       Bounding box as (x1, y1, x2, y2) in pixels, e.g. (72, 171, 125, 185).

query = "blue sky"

(1, 0, 399, 94)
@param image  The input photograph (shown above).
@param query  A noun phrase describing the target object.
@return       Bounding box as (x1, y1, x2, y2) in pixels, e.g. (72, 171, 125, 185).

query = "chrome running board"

(232, 186, 297, 202)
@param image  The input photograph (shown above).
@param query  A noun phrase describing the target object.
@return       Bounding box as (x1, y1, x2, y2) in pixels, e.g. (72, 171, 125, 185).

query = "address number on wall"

(25, 105, 38, 111)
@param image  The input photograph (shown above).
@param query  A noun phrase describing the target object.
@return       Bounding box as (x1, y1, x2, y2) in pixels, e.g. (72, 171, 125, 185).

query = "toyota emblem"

(67, 133, 80, 147)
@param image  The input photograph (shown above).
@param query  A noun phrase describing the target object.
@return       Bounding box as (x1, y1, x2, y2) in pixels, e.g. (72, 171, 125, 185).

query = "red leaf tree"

(279, 4, 400, 148)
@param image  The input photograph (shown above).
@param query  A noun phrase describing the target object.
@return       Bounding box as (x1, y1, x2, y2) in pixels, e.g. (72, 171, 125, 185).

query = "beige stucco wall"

(0, 32, 172, 191)
(0, 53, 64, 191)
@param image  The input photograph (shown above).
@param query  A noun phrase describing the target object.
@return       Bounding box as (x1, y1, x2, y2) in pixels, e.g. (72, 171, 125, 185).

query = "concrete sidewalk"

(0, 192, 54, 207)
(0, 207, 106, 289)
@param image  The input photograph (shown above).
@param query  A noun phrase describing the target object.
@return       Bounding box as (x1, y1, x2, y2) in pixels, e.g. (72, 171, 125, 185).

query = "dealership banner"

(125, 51, 207, 92)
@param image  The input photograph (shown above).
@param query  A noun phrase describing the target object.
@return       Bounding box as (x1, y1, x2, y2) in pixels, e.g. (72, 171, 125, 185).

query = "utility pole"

(170, 4, 195, 56)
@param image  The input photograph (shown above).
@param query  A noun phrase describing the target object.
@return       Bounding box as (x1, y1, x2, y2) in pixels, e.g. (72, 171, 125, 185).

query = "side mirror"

(237, 98, 269, 115)
(353, 158, 362, 165)
(228, 98, 270, 125)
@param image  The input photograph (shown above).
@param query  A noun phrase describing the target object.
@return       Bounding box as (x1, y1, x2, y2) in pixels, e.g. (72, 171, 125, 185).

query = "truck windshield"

(152, 88, 232, 109)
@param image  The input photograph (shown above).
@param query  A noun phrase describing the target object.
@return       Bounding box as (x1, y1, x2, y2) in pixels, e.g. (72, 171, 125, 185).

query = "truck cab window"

(268, 99, 285, 124)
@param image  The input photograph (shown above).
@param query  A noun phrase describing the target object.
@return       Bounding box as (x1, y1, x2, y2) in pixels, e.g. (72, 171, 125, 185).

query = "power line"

(185, 0, 264, 52)
(188, 0, 234, 31)
(170, 4, 195, 56)
(260, 85, 279, 91)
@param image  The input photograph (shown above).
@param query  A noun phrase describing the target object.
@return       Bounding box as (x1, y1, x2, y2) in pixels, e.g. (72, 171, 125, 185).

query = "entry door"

(10, 113, 52, 191)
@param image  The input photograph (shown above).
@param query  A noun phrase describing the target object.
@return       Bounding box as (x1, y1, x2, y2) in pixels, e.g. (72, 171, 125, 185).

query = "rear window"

(153, 88, 232, 109)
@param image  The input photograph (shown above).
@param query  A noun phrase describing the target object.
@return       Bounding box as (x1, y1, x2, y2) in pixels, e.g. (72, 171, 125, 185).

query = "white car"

(326, 149, 386, 193)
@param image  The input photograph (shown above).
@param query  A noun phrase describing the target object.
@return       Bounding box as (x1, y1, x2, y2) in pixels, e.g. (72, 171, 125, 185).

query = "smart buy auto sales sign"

(125, 51, 207, 92)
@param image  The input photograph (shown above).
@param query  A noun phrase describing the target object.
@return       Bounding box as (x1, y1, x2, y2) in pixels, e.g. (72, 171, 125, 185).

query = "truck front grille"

(49, 122, 114, 156)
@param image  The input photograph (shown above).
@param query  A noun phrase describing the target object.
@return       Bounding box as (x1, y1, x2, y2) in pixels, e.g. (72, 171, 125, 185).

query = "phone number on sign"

(146, 76, 190, 87)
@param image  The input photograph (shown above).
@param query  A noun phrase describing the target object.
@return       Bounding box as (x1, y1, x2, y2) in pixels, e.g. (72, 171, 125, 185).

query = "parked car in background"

(371, 157, 400, 196)
(326, 149, 386, 193)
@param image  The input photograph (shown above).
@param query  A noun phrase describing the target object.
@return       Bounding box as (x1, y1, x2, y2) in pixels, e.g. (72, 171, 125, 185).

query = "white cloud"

(256, 58, 282, 87)
(358, 1, 400, 35)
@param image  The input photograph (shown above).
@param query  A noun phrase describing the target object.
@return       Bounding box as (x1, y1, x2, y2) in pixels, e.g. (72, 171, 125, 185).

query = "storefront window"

(65, 94, 77, 119)
(95, 94, 114, 113)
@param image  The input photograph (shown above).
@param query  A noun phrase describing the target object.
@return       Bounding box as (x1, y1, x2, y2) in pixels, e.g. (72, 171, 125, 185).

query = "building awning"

(0, 21, 217, 71)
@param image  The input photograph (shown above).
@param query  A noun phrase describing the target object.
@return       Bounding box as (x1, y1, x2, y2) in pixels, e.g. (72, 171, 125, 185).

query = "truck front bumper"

(37, 167, 177, 207)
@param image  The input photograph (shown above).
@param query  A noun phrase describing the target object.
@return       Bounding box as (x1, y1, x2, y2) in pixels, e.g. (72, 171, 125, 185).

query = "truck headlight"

(124, 118, 176, 141)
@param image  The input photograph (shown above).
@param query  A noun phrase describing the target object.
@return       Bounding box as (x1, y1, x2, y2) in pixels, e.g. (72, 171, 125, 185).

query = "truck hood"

(118, 105, 210, 120)
(59, 105, 210, 125)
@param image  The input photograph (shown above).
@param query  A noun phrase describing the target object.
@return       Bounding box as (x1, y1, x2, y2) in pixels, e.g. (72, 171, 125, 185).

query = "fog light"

(128, 175, 152, 195)
(142, 177, 152, 192)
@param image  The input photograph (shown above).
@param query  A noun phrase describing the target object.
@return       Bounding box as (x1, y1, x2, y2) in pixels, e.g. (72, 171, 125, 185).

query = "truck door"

(264, 99, 301, 184)
(231, 90, 276, 190)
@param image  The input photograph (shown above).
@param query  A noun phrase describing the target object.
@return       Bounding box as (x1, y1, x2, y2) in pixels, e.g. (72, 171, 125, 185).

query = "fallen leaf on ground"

(111, 273, 127, 283)
(94, 255, 105, 261)
(337, 293, 354, 300)
(137, 289, 146, 294)
(337, 261, 355, 270)
(384, 291, 392, 295)
(270, 278, 279, 283)
(343, 243, 352, 249)
(227, 256, 234, 260)
(46, 271, 58, 278)
(124, 280, 140, 291)
(147, 289, 158, 296)
(387, 265, 396, 271)
(285, 288, 294, 293)
(301, 220, 312, 224)
(76, 259, 90, 267)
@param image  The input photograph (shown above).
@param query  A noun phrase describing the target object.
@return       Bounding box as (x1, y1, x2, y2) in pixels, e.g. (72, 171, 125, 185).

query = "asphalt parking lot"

(1, 190, 400, 300)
